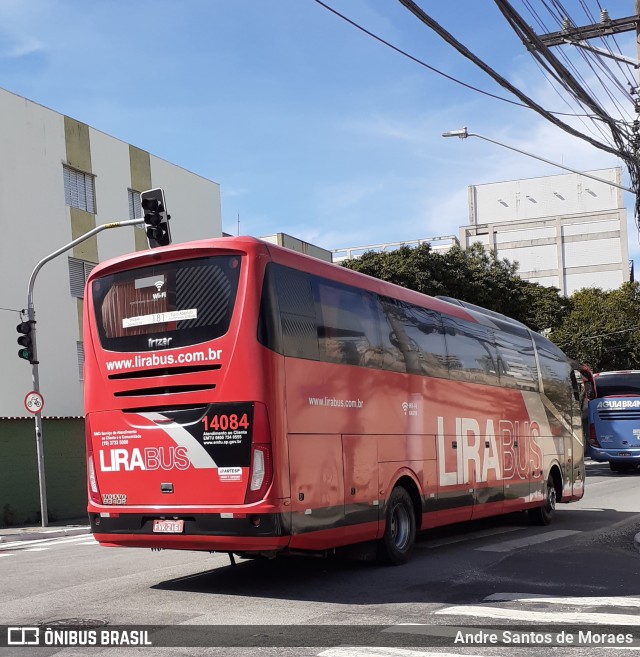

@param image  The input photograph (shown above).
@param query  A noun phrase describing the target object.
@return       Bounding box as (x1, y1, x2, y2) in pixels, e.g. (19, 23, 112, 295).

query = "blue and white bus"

(587, 370, 640, 472)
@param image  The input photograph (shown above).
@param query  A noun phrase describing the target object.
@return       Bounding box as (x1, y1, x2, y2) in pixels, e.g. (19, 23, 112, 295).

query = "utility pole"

(536, 11, 639, 48)
(25, 217, 145, 526)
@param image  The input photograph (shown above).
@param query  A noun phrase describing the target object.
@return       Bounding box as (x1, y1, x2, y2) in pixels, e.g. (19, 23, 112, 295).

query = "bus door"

(288, 434, 345, 549)
(501, 417, 531, 512)
(435, 415, 474, 524)
(342, 435, 380, 544)
(468, 417, 504, 519)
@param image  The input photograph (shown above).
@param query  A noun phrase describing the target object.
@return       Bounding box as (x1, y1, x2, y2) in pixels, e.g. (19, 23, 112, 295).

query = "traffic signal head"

(141, 188, 171, 248)
(16, 320, 34, 362)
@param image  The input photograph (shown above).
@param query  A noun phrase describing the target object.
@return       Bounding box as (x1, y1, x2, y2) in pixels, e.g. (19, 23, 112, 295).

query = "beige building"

(461, 168, 630, 295)
(0, 86, 222, 419)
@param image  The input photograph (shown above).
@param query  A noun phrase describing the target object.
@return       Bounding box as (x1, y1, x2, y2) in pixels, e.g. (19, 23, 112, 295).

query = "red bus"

(83, 236, 585, 565)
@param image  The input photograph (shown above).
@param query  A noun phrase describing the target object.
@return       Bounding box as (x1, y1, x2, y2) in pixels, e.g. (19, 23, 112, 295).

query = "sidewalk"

(0, 518, 90, 543)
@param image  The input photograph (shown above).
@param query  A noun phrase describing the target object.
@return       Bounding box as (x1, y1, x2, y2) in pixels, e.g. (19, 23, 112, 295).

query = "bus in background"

(587, 370, 640, 472)
(83, 236, 586, 565)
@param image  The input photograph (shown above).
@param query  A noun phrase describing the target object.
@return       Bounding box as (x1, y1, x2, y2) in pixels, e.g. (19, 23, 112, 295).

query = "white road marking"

(0, 533, 89, 550)
(419, 526, 521, 549)
(24, 547, 49, 552)
(319, 650, 484, 657)
(475, 529, 581, 552)
(0, 534, 94, 552)
(0, 554, 15, 557)
(485, 593, 640, 607)
(435, 605, 640, 625)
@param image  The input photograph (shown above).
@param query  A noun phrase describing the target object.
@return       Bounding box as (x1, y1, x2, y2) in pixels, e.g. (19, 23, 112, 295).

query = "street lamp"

(442, 126, 633, 193)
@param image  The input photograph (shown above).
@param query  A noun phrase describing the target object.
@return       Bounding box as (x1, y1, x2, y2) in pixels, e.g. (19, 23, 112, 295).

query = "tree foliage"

(550, 282, 640, 371)
(342, 243, 566, 333)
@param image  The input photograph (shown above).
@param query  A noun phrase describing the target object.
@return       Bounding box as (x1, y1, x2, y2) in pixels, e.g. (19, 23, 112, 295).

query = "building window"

(128, 188, 142, 220)
(68, 257, 97, 298)
(63, 164, 96, 213)
(77, 341, 84, 380)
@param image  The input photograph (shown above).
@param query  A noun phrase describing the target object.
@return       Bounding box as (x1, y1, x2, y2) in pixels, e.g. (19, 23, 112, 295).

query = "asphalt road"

(1, 459, 640, 657)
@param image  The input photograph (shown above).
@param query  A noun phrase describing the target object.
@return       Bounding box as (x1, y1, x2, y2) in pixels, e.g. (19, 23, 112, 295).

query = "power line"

(312, 0, 600, 118)
(397, 0, 628, 160)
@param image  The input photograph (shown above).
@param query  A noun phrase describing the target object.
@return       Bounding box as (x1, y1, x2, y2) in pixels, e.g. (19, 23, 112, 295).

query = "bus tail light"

(87, 454, 102, 504)
(244, 403, 273, 504)
(589, 424, 601, 448)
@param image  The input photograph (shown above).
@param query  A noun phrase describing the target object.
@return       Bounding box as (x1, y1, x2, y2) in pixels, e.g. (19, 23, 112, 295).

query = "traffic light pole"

(26, 217, 144, 527)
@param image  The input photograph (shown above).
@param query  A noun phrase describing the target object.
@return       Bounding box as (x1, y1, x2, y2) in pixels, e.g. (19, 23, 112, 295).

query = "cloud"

(1, 34, 44, 58)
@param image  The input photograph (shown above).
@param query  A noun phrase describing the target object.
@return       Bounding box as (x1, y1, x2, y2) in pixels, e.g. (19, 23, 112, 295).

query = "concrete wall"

(0, 419, 86, 527)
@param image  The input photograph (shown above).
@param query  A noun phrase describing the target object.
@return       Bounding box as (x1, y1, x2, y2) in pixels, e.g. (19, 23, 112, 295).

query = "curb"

(0, 526, 90, 544)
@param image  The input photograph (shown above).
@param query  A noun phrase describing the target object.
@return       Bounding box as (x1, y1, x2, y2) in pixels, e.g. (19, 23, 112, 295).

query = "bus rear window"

(595, 373, 640, 397)
(92, 256, 241, 352)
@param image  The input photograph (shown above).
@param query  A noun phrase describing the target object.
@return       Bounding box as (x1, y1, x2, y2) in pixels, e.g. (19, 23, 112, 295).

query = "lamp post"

(442, 126, 633, 193)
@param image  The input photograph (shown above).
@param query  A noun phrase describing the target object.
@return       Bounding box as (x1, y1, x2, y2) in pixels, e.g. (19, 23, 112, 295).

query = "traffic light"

(17, 320, 35, 362)
(141, 188, 171, 248)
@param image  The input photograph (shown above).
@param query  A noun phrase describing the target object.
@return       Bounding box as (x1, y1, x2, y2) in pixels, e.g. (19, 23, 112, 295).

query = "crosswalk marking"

(475, 529, 581, 552)
(434, 604, 640, 625)
(0, 534, 92, 551)
(0, 533, 90, 550)
(485, 593, 640, 607)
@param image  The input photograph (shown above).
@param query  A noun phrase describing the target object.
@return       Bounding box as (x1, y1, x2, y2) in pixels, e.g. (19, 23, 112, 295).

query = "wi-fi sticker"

(154, 280, 164, 291)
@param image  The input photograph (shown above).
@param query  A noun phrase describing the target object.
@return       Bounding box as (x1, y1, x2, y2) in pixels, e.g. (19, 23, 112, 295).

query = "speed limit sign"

(24, 391, 44, 414)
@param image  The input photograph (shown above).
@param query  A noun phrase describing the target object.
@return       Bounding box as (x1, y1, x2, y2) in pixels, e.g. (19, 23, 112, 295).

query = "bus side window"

(533, 333, 573, 425)
(442, 316, 499, 386)
(313, 279, 382, 369)
(269, 264, 320, 361)
(492, 319, 539, 392)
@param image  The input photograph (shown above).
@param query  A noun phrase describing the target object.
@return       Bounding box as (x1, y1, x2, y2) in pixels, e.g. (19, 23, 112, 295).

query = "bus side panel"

(288, 433, 345, 549)
(342, 434, 380, 543)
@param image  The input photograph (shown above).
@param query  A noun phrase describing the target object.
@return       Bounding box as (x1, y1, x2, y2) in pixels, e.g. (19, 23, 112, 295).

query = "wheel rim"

(546, 482, 556, 512)
(390, 502, 410, 551)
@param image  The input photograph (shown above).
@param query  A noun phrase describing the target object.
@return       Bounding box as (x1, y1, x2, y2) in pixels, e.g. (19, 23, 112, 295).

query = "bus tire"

(377, 486, 416, 566)
(529, 475, 556, 526)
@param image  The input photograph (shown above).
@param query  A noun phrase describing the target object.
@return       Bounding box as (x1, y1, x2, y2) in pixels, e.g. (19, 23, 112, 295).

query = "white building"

(461, 168, 629, 295)
(332, 236, 459, 263)
(0, 87, 222, 419)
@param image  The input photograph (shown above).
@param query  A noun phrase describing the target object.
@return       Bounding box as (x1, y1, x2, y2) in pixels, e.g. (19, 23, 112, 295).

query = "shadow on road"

(152, 508, 640, 606)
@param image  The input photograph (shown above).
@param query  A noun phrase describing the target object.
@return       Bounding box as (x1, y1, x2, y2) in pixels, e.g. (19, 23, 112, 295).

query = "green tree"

(342, 242, 567, 332)
(550, 282, 640, 371)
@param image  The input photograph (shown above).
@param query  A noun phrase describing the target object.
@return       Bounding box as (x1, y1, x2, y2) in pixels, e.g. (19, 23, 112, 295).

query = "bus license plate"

(153, 519, 184, 534)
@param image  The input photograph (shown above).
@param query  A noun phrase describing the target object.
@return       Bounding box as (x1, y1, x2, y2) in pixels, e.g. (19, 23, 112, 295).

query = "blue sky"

(0, 0, 636, 260)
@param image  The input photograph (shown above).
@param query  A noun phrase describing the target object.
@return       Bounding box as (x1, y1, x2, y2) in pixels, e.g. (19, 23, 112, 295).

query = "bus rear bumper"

(90, 511, 291, 552)
(589, 447, 640, 464)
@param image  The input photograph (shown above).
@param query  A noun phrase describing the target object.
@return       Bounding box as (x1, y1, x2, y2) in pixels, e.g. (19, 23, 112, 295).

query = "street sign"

(24, 391, 44, 414)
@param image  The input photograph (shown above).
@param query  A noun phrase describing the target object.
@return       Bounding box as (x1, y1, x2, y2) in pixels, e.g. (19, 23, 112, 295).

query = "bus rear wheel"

(529, 475, 556, 526)
(377, 486, 416, 566)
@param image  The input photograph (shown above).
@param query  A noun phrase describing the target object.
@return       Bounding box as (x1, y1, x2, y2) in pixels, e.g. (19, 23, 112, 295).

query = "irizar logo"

(148, 336, 172, 348)
(597, 400, 640, 409)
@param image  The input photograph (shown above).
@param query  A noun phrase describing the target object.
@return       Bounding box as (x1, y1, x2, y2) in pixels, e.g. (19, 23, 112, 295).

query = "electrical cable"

(312, 0, 600, 118)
